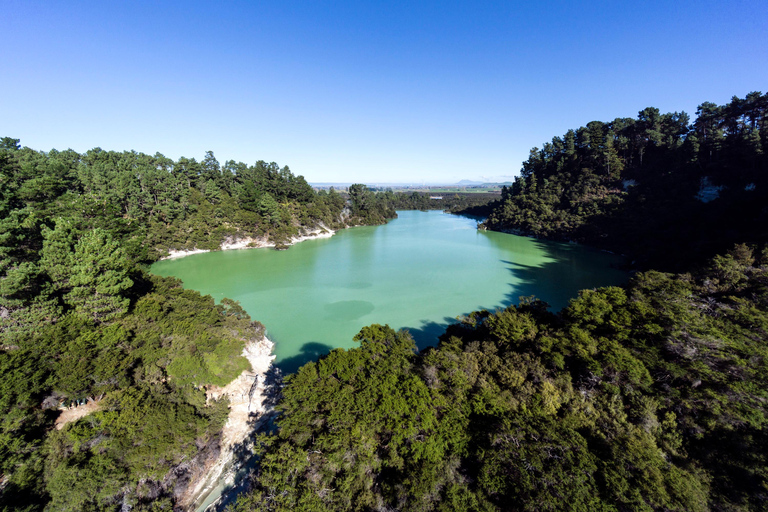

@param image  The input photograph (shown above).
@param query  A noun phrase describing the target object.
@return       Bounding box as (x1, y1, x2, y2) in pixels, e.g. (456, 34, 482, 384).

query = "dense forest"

(0, 139, 400, 263)
(3, 91, 768, 512)
(484, 92, 768, 270)
(0, 141, 404, 510)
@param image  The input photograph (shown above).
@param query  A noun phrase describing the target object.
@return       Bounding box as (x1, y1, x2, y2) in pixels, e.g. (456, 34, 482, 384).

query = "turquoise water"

(151, 211, 625, 372)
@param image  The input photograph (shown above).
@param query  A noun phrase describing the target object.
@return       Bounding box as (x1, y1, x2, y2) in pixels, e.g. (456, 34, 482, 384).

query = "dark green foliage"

(484, 92, 768, 270)
(0, 271, 256, 510)
(238, 250, 768, 511)
(0, 143, 397, 271)
(347, 184, 397, 225)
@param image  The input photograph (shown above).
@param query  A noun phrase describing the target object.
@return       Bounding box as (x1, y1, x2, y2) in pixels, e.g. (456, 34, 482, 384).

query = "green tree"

(0, 137, 21, 150)
(257, 192, 281, 225)
(65, 229, 134, 323)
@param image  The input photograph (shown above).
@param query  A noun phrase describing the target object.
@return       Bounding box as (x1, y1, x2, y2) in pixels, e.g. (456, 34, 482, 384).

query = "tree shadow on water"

(404, 317, 461, 352)
(402, 239, 626, 351)
(398, 241, 575, 352)
(497, 238, 627, 312)
(275, 341, 335, 374)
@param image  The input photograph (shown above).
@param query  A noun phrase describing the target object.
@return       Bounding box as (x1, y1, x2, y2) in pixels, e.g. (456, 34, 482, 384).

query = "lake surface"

(151, 211, 625, 372)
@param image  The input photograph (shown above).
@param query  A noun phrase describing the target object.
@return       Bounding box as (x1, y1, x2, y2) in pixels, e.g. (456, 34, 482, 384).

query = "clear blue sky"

(3, 0, 766, 183)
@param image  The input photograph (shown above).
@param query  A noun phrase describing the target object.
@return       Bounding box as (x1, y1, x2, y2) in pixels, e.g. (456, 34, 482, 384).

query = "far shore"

(160, 226, 335, 261)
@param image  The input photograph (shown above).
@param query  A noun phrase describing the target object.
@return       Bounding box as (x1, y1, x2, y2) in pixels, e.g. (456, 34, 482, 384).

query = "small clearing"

(54, 399, 102, 430)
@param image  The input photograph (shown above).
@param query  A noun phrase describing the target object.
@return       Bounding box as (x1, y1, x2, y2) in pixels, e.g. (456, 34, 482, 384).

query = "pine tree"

(65, 229, 133, 323)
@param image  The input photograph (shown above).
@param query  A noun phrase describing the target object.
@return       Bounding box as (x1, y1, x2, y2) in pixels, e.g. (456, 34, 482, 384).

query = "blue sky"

(2, 0, 767, 183)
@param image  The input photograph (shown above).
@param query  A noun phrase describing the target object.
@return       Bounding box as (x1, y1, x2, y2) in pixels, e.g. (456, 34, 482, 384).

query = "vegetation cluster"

(237, 244, 768, 511)
(484, 92, 768, 270)
(0, 266, 262, 510)
(0, 140, 401, 264)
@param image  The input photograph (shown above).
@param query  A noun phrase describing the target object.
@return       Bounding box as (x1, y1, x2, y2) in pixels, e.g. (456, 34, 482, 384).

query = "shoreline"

(160, 226, 335, 261)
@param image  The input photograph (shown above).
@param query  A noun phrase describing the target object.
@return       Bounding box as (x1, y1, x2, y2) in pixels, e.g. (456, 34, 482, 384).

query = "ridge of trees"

(483, 92, 768, 270)
(0, 140, 399, 264)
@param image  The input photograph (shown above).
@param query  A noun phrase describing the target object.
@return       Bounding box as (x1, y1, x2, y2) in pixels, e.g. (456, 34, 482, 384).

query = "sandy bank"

(206, 336, 275, 447)
(160, 225, 335, 261)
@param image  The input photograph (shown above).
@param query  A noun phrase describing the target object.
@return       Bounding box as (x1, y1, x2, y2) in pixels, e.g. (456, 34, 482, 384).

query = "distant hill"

(310, 180, 514, 189)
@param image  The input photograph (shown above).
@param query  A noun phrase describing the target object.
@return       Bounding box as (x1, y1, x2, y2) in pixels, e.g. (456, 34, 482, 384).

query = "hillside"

(483, 92, 768, 270)
(0, 141, 396, 510)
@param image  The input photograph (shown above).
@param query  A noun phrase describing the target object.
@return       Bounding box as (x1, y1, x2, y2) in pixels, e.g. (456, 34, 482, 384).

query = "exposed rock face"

(176, 336, 281, 512)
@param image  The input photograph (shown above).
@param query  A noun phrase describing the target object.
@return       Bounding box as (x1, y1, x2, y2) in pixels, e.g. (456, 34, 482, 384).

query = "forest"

(1, 91, 767, 512)
(483, 92, 768, 271)
(0, 142, 404, 510)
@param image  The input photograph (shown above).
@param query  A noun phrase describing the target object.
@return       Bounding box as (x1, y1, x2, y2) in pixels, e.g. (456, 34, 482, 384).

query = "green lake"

(151, 210, 626, 372)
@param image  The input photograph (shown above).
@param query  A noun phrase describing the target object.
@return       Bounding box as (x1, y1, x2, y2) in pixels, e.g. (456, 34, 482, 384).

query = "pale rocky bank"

(161, 225, 335, 261)
(177, 335, 279, 511)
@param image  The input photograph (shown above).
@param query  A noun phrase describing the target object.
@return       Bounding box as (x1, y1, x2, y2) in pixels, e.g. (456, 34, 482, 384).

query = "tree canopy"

(484, 92, 768, 270)
(235, 245, 768, 511)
